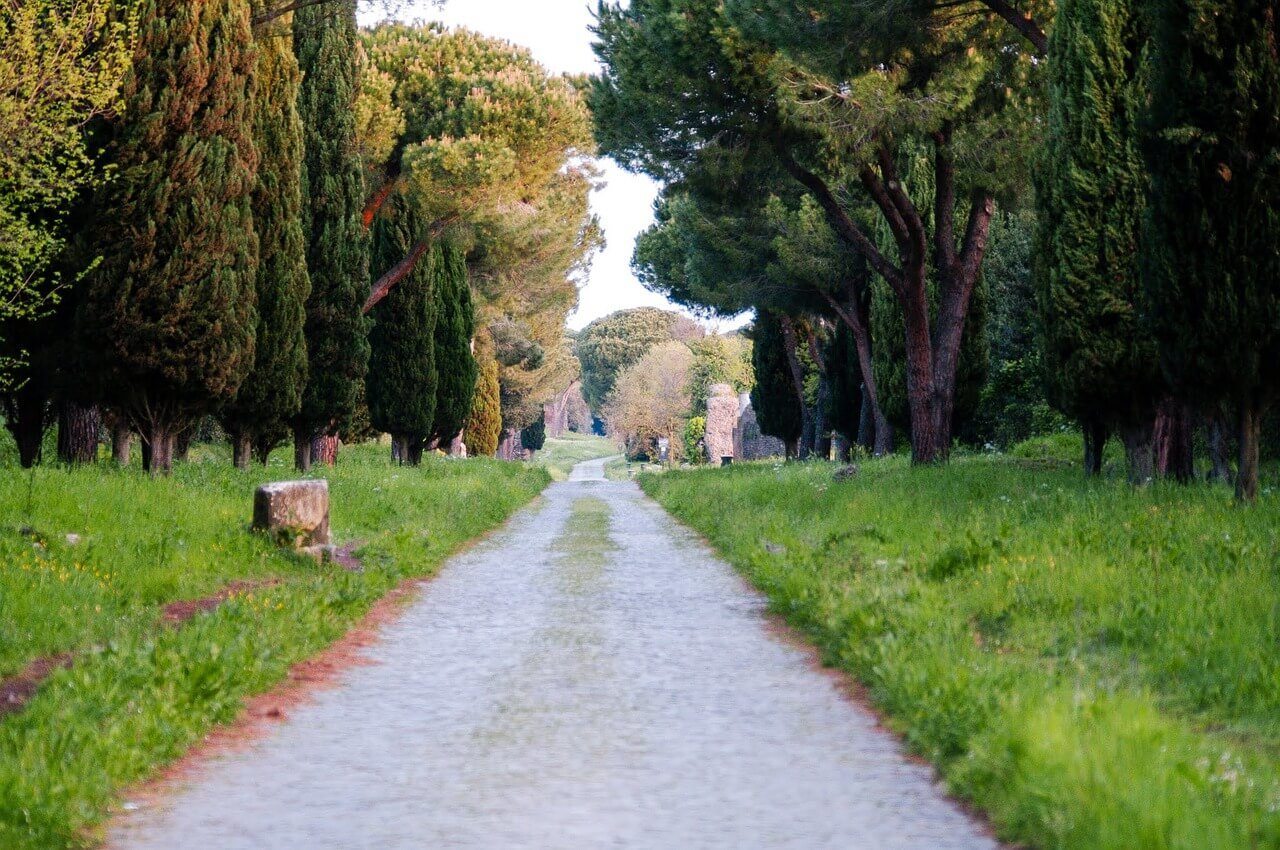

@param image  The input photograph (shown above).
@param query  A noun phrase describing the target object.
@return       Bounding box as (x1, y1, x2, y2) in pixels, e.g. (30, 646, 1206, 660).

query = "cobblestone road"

(111, 456, 996, 849)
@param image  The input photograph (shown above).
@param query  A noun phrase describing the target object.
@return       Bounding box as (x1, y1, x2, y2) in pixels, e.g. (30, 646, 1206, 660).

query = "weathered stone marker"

(253, 480, 332, 560)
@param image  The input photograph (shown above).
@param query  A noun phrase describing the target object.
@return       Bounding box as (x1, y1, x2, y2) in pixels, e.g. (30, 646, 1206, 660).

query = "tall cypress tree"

(824, 321, 864, 449)
(1144, 0, 1280, 501)
(366, 201, 438, 465)
(222, 9, 310, 469)
(1035, 0, 1161, 483)
(81, 0, 258, 474)
(750, 310, 803, 456)
(292, 0, 370, 470)
(430, 244, 478, 447)
(466, 328, 503, 457)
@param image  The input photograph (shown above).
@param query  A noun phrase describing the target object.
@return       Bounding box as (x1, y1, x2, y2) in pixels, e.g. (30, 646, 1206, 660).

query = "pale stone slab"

(253, 480, 330, 547)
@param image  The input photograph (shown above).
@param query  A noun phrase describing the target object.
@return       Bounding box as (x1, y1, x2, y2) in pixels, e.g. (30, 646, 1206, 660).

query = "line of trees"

(1, 0, 600, 473)
(592, 0, 1280, 500)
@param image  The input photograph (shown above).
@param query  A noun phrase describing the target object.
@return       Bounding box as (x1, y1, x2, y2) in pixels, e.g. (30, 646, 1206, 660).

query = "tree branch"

(933, 124, 957, 276)
(253, 0, 345, 29)
(362, 179, 397, 230)
(770, 139, 905, 294)
(875, 146, 925, 252)
(980, 0, 1048, 54)
(362, 215, 459, 314)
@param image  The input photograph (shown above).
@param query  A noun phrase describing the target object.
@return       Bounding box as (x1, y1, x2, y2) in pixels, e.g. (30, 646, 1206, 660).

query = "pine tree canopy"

(575, 308, 686, 414)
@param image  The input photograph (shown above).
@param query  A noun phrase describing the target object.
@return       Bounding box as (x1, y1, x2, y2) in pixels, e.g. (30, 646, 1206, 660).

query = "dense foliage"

(221, 14, 311, 468)
(81, 0, 259, 473)
(292, 0, 371, 469)
(430, 244, 478, 447)
(1143, 0, 1280, 500)
(1035, 0, 1160, 481)
(575, 307, 689, 413)
(749, 311, 803, 454)
(466, 327, 503, 457)
(367, 202, 439, 464)
(0, 0, 130, 370)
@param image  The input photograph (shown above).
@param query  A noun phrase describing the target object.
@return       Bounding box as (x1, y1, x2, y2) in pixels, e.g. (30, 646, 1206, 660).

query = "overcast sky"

(358, 0, 749, 331)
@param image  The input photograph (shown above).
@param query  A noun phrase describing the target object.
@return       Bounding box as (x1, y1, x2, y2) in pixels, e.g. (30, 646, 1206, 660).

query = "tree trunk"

(232, 432, 252, 470)
(902, 293, 938, 464)
(254, 436, 274, 466)
(856, 385, 874, 452)
(294, 428, 313, 472)
(1154, 399, 1194, 483)
(1236, 400, 1262, 502)
(5, 380, 48, 468)
(813, 372, 832, 461)
(777, 314, 813, 460)
(311, 434, 338, 466)
(111, 419, 132, 466)
(448, 433, 466, 456)
(1207, 413, 1234, 485)
(784, 438, 799, 459)
(1082, 418, 1108, 477)
(173, 426, 192, 463)
(822, 284, 891, 457)
(498, 428, 519, 460)
(1120, 419, 1155, 485)
(391, 433, 405, 465)
(832, 432, 852, 463)
(407, 440, 424, 466)
(56, 400, 100, 465)
(144, 427, 175, 476)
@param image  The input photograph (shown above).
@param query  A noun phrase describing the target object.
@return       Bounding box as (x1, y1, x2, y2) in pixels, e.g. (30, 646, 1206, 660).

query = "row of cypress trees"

(4, 0, 480, 473)
(1036, 0, 1280, 500)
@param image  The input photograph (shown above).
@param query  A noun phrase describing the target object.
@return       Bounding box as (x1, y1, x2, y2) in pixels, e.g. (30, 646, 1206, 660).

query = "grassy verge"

(641, 456, 1280, 849)
(0, 444, 547, 848)
(535, 433, 618, 480)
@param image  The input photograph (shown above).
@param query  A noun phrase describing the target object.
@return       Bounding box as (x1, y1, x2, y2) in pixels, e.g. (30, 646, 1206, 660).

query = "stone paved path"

(110, 456, 997, 849)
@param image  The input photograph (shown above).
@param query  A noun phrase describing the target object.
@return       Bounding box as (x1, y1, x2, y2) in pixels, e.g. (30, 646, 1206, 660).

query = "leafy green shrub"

(683, 416, 706, 463)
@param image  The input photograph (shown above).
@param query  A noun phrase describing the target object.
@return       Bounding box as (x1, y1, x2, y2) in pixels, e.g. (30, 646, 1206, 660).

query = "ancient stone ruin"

(253, 480, 333, 562)
(734, 392, 787, 461)
(704, 384, 738, 465)
(703, 385, 787, 465)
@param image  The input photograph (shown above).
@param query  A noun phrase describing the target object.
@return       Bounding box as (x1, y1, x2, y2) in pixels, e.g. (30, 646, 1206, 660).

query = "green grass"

(641, 456, 1280, 849)
(535, 432, 619, 480)
(0, 443, 547, 848)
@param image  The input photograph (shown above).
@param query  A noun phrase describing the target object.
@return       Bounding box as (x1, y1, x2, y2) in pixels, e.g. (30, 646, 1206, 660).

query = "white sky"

(359, 0, 750, 332)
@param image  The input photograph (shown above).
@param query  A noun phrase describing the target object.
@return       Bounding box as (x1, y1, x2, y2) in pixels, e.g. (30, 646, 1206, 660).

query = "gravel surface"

(110, 456, 996, 849)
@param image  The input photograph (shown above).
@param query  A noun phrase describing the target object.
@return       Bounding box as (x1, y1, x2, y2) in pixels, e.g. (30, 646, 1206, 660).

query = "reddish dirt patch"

(0, 653, 74, 718)
(160, 580, 282, 627)
(2, 578, 289, 720)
